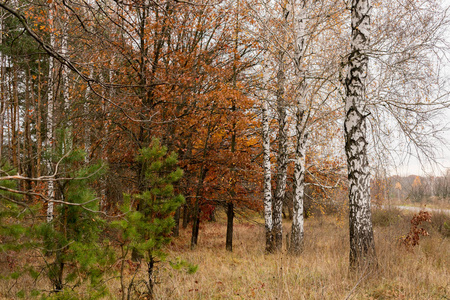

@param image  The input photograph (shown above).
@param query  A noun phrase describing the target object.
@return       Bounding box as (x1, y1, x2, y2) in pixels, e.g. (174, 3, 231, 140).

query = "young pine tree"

(0, 145, 112, 299)
(37, 147, 112, 298)
(113, 138, 185, 299)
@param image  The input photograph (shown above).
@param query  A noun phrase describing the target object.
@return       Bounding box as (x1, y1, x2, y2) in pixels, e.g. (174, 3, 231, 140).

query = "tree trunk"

(289, 127, 306, 255)
(262, 99, 273, 252)
(190, 166, 207, 249)
(273, 55, 288, 251)
(84, 66, 93, 164)
(61, 14, 71, 154)
(182, 204, 190, 228)
(272, 3, 290, 252)
(12, 66, 19, 170)
(190, 200, 200, 249)
(226, 202, 234, 251)
(224, 1, 241, 251)
(36, 57, 42, 177)
(46, 2, 55, 223)
(0, 13, 4, 159)
(345, 0, 376, 271)
(147, 255, 155, 299)
(289, 0, 308, 256)
(191, 110, 214, 249)
(24, 68, 34, 201)
(173, 206, 181, 237)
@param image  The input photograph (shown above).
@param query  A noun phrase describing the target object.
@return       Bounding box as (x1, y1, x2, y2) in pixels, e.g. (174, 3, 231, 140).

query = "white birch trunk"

(84, 66, 93, 164)
(273, 59, 288, 251)
(262, 99, 273, 252)
(345, 0, 376, 270)
(61, 13, 71, 153)
(290, 124, 306, 254)
(99, 66, 112, 210)
(289, 0, 308, 255)
(272, 4, 290, 251)
(62, 27, 69, 117)
(46, 2, 55, 222)
(0, 11, 4, 159)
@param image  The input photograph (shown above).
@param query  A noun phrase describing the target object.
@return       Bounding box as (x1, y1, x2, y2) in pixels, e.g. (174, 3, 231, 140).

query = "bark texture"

(262, 100, 273, 252)
(289, 0, 308, 256)
(0, 14, 4, 159)
(273, 61, 288, 251)
(345, 0, 376, 271)
(272, 4, 289, 250)
(46, 3, 55, 222)
(290, 125, 307, 255)
(84, 66, 93, 164)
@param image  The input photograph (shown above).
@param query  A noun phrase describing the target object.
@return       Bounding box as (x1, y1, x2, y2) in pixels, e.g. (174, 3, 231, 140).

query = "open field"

(386, 197, 450, 211)
(153, 211, 449, 300)
(1, 209, 449, 299)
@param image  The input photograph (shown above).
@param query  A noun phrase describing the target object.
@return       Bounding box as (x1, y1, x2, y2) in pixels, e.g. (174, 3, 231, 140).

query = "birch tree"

(262, 96, 273, 252)
(46, 1, 55, 222)
(344, 0, 376, 270)
(288, 0, 308, 255)
(0, 10, 4, 159)
(367, 0, 450, 172)
(272, 1, 289, 252)
(250, 0, 345, 253)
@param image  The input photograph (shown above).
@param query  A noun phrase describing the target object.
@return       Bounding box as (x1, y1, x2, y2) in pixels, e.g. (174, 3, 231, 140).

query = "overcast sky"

(389, 0, 450, 177)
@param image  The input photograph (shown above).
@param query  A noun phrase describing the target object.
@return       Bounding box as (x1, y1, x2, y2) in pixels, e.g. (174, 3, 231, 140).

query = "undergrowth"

(1, 211, 449, 299)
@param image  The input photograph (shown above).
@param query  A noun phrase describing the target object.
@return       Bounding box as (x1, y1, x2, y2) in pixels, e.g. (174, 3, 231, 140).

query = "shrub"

(431, 212, 450, 237)
(401, 211, 432, 249)
(372, 207, 403, 227)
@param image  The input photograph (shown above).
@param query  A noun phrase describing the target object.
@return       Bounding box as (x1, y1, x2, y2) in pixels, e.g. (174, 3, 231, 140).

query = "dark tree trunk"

(191, 166, 207, 249)
(182, 204, 190, 228)
(190, 116, 212, 249)
(147, 255, 155, 300)
(190, 201, 200, 249)
(173, 206, 181, 237)
(209, 206, 216, 222)
(226, 202, 234, 251)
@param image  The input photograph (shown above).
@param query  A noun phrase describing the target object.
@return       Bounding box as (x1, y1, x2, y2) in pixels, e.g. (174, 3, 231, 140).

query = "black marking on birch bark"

(345, 0, 376, 271)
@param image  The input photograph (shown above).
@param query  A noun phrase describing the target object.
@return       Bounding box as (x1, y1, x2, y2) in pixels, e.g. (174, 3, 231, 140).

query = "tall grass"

(1, 210, 449, 299)
(150, 211, 449, 299)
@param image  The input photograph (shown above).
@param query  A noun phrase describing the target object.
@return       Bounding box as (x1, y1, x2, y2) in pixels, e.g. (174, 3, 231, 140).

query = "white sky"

(389, 0, 450, 177)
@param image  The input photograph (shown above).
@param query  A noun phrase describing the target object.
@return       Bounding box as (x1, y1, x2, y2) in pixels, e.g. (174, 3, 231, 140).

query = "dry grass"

(389, 197, 450, 210)
(1, 210, 449, 299)
(150, 211, 449, 300)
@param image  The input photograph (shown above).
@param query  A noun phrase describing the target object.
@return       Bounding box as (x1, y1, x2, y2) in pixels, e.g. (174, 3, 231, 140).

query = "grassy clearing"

(1, 209, 449, 299)
(153, 210, 449, 299)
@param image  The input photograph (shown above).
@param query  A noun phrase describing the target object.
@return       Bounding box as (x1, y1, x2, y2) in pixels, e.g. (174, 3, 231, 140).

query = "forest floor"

(1, 208, 449, 299)
(145, 209, 449, 300)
